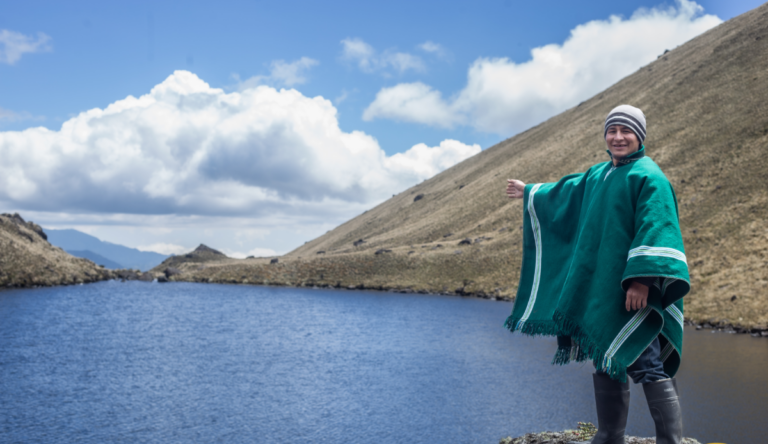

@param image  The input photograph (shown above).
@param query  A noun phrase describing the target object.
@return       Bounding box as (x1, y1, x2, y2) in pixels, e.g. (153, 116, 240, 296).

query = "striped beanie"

(604, 105, 646, 144)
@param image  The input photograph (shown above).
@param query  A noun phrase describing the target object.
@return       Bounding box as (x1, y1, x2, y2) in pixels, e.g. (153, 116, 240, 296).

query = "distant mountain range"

(65, 250, 124, 270)
(46, 229, 168, 271)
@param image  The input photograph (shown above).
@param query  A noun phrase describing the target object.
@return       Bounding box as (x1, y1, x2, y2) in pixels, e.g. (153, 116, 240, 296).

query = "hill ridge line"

(153, 2, 768, 330)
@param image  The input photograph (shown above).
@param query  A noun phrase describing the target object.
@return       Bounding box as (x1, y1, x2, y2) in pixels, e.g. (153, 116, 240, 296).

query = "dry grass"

(157, 3, 768, 329)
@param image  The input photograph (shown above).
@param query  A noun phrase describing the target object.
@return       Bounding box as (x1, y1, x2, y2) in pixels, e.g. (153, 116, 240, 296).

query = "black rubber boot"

(643, 378, 683, 444)
(567, 372, 629, 444)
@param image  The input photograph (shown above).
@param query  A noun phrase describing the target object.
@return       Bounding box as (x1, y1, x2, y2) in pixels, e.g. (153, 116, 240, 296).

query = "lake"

(1, 281, 766, 443)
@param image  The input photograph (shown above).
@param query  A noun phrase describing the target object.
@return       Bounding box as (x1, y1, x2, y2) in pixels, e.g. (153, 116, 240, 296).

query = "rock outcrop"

(149, 244, 229, 281)
(499, 423, 702, 444)
(0, 213, 113, 288)
(190, 244, 225, 257)
(0, 213, 167, 288)
(152, 244, 226, 271)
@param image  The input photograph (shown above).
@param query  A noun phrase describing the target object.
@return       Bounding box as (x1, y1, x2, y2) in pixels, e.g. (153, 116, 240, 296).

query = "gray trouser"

(596, 336, 669, 384)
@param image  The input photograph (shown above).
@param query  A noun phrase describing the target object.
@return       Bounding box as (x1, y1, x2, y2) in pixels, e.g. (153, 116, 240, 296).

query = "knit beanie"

(604, 105, 646, 144)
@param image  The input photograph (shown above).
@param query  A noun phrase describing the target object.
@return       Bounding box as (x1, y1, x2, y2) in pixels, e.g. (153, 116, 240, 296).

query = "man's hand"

(506, 179, 526, 199)
(625, 280, 649, 311)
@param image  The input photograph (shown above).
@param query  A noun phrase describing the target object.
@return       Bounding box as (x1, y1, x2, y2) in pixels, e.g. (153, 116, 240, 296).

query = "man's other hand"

(626, 280, 649, 311)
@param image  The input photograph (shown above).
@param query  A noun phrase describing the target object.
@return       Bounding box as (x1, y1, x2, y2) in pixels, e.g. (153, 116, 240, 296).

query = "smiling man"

(505, 105, 689, 444)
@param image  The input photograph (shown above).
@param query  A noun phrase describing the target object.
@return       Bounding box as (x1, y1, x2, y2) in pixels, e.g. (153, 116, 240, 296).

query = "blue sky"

(0, 0, 763, 257)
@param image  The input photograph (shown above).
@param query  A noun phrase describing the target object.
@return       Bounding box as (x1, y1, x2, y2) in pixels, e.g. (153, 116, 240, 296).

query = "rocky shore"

(150, 243, 516, 300)
(499, 423, 702, 444)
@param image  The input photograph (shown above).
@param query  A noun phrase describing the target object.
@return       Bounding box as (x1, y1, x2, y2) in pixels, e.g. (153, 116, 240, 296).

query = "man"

(505, 105, 688, 444)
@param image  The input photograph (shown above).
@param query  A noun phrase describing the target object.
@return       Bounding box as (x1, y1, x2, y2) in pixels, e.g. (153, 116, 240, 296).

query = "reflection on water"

(674, 326, 768, 444)
(0, 282, 765, 444)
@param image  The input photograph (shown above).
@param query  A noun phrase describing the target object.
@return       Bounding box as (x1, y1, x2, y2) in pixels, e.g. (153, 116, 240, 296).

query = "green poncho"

(505, 146, 690, 382)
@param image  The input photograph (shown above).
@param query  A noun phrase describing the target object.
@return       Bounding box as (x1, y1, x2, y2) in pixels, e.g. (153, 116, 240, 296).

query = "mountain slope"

(46, 229, 167, 271)
(0, 214, 114, 287)
(157, 3, 768, 329)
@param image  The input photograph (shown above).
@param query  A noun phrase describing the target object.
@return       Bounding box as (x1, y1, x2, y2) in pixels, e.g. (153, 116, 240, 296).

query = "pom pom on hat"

(604, 105, 646, 144)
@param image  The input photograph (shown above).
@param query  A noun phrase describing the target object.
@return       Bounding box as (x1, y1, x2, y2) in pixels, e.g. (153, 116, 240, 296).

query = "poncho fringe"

(504, 311, 629, 381)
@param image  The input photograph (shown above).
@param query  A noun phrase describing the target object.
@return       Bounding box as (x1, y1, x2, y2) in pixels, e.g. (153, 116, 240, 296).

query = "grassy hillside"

(153, 3, 768, 329)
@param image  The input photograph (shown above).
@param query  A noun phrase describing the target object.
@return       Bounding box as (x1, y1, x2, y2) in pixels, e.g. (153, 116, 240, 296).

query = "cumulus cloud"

(0, 71, 480, 221)
(0, 29, 51, 65)
(362, 82, 461, 128)
(235, 57, 319, 89)
(363, 0, 722, 134)
(385, 139, 481, 179)
(341, 38, 425, 74)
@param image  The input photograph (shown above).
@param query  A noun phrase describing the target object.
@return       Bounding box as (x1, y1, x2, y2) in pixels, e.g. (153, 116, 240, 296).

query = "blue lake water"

(1, 281, 766, 444)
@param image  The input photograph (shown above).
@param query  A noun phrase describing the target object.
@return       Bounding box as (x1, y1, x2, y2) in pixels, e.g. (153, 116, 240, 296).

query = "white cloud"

(417, 41, 443, 53)
(386, 52, 425, 73)
(137, 242, 189, 255)
(235, 57, 319, 89)
(363, 0, 722, 134)
(0, 106, 45, 123)
(334, 89, 350, 105)
(362, 82, 461, 128)
(341, 38, 426, 74)
(417, 41, 450, 60)
(0, 70, 480, 223)
(267, 57, 319, 86)
(385, 139, 481, 179)
(341, 38, 375, 68)
(0, 107, 17, 120)
(0, 29, 51, 65)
